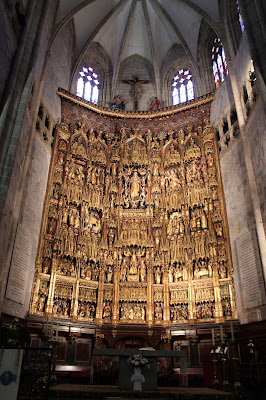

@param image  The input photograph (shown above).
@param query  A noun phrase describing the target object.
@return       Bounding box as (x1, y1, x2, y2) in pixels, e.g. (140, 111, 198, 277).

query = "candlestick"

(212, 328, 215, 346)
(230, 321, 235, 341)
(220, 325, 224, 343)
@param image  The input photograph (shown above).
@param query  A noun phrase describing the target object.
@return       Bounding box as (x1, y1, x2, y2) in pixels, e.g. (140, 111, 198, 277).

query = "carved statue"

(42, 259, 50, 274)
(155, 303, 163, 321)
(37, 296, 45, 312)
(168, 265, 174, 283)
(174, 265, 182, 282)
(139, 259, 146, 282)
(130, 170, 141, 199)
(106, 266, 113, 283)
(219, 261, 227, 279)
(120, 258, 128, 282)
(103, 302, 112, 319)
(154, 267, 161, 284)
(128, 254, 139, 280)
(53, 301, 58, 315)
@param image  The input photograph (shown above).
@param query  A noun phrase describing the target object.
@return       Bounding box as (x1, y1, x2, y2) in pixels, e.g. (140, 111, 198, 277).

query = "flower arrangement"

(128, 354, 149, 367)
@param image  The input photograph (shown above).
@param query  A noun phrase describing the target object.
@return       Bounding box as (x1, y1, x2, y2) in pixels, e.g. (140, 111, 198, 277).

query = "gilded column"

(229, 282, 237, 319)
(213, 262, 224, 322)
(163, 251, 170, 324)
(95, 261, 105, 323)
(112, 260, 120, 325)
(29, 264, 42, 314)
(46, 256, 57, 316)
(188, 281, 195, 323)
(146, 249, 153, 327)
(71, 280, 79, 321)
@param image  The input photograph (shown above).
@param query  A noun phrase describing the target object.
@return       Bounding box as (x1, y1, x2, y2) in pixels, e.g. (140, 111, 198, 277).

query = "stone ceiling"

(53, 0, 221, 88)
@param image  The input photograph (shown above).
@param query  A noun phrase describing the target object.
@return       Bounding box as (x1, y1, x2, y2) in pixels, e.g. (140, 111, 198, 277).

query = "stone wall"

(210, 31, 266, 323)
(0, 1, 58, 316)
(247, 100, 266, 228)
(2, 135, 50, 317)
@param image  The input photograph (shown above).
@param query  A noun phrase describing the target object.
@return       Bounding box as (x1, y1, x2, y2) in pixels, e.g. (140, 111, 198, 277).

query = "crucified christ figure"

(122, 76, 150, 111)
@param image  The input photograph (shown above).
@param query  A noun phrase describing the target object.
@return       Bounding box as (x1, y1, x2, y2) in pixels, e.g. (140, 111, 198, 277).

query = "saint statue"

(139, 259, 146, 282)
(103, 303, 112, 319)
(130, 171, 140, 199)
(120, 258, 128, 282)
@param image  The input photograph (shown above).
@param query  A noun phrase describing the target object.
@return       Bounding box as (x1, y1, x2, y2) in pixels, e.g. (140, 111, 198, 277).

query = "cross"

(122, 76, 150, 111)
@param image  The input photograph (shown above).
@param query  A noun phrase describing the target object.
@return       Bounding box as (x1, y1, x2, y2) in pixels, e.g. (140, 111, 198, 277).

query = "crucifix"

(122, 76, 150, 111)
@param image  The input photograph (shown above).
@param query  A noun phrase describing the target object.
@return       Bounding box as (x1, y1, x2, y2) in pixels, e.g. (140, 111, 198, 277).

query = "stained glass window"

(172, 69, 194, 105)
(236, 1, 245, 32)
(211, 38, 229, 89)
(212, 61, 220, 90)
(76, 67, 100, 103)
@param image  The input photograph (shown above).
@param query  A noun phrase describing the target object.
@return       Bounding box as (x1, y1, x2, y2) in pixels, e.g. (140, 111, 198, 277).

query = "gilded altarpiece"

(30, 90, 237, 327)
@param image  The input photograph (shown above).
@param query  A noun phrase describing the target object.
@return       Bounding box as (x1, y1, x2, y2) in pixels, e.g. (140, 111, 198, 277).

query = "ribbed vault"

(52, 0, 222, 95)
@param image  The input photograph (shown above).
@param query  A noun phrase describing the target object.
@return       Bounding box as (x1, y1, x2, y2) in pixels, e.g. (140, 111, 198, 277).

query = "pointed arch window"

(76, 67, 100, 104)
(172, 69, 194, 105)
(211, 38, 229, 89)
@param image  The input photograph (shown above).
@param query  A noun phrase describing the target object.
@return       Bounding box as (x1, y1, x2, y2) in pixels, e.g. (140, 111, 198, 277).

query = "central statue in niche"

(130, 170, 141, 199)
(129, 253, 138, 278)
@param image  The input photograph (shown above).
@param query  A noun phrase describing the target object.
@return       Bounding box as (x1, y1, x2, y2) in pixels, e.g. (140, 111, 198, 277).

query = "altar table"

(92, 348, 187, 390)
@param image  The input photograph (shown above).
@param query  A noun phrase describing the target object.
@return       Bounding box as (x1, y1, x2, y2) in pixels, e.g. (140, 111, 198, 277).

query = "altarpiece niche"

(29, 91, 237, 328)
